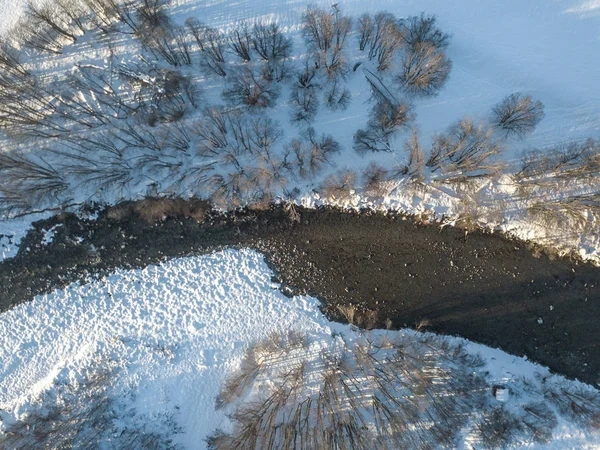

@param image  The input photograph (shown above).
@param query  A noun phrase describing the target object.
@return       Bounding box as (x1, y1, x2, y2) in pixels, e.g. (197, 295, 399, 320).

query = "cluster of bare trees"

(515, 139, 600, 232)
(397, 14, 452, 97)
(355, 12, 452, 97)
(357, 12, 404, 72)
(185, 18, 292, 79)
(192, 108, 339, 206)
(208, 328, 499, 449)
(302, 5, 352, 80)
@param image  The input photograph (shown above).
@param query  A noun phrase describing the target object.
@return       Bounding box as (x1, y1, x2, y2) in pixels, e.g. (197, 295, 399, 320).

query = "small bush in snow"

(324, 79, 351, 111)
(491, 92, 545, 138)
(0, 361, 182, 449)
(477, 407, 524, 449)
(362, 162, 392, 197)
(284, 127, 340, 178)
(401, 128, 426, 182)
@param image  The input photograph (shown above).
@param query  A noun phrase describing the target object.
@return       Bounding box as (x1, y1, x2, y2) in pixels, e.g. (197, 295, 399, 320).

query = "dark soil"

(1, 204, 599, 386)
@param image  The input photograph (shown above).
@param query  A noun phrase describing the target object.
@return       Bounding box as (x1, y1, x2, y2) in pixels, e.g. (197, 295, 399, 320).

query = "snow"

(0, 212, 50, 261)
(0, 249, 598, 448)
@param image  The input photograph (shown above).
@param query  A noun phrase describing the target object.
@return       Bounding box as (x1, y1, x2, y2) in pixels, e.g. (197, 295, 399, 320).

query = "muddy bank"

(1, 205, 599, 385)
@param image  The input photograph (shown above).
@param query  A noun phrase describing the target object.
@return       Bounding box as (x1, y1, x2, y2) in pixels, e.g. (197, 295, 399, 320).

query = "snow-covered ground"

(3, 0, 600, 153)
(0, 249, 598, 448)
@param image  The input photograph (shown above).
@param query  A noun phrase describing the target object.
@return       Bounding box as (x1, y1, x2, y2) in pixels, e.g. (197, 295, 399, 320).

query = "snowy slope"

(0, 249, 598, 448)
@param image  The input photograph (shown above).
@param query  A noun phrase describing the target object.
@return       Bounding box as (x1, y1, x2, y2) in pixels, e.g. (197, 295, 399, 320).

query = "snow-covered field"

(0, 249, 598, 448)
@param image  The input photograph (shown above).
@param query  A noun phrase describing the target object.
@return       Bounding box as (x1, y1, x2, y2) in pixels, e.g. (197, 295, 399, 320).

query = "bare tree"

(324, 79, 351, 111)
(357, 13, 374, 51)
(0, 151, 68, 213)
(426, 117, 504, 181)
(0, 42, 29, 79)
(353, 100, 414, 154)
(83, 0, 129, 31)
(301, 5, 352, 79)
(223, 66, 279, 108)
(25, 0, 78, 44)
(140, 24, 192, 66)
(491, 93, 545, 138)
(185, 17, 208, 50)
(0, 75, 70, 137)
(285, 127, 339, 178)
(290, 63, 319, 122)
(17, 16, 64, 54)
(400, 13, 450, 50)
(56, 0, 88, 34)
(228, 21, 253, 61)
(368, 12, 404, 72)
(402, 128, 425, 181)
(195, 24, 227, 77)
(398, 42, 452, 97)
(251, 22, 292, 62)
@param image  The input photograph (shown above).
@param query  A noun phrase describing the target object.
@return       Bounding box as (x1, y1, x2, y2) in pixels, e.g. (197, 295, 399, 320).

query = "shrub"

(398, 42, 452, 97)
(289, 63, 319, 122)
(222, 66, 279, 108)
(426, 117, 504, 181)
(362, 162, 392, 197)
(366, 12, 404, 72)
(400, 13, 450, 50)
(301, 5, 352, 79)
(285, 127, 340, 178)
(228, 21, 252, 61)
(477, 407, 524, 449)
(106, 197, 210, 223)
(353, 100, 414, 155)
(320, 169, 357, 202)
(492, 92, 545, 138)
(324, 79, 351, 111)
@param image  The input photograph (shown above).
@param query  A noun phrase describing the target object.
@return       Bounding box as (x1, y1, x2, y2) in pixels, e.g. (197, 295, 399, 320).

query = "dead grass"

(106, 197, 210, 223)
